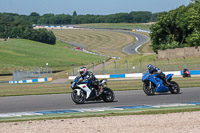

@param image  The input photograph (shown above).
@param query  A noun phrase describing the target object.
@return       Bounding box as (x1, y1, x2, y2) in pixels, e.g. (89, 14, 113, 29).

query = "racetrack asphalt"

(121, 31, 150, 54)
(0, 81, 8, 84)
(0, 87, 200, 113)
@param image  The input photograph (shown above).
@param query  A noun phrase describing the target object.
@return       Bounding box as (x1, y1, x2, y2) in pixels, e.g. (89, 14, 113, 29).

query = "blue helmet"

(147, 64, 154, 73)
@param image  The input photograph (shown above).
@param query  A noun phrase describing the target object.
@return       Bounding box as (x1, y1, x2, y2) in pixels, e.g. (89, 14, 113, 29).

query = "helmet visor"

(80, 71, 84, 75)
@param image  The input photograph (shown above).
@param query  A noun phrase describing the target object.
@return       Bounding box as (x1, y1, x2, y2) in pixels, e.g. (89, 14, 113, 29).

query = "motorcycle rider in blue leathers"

(147, 64, 169, 86)
(79, 67, 100, 95)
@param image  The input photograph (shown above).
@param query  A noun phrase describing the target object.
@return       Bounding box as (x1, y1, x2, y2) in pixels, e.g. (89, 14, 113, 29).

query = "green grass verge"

(0, 39, 107, 74)
(0, 76, 200, 97)
(0, 76, 12, 81)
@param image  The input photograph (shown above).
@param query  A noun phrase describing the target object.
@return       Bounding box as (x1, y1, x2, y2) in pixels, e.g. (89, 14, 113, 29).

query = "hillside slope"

(0, 39, 106, 73)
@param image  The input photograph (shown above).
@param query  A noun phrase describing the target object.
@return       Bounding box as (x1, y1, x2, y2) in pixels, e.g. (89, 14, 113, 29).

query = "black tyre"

(71, 89, 86, 104)
(169, 81, 180, 94)
(101, 88, 115, 102)
(143, 83, 155, 96)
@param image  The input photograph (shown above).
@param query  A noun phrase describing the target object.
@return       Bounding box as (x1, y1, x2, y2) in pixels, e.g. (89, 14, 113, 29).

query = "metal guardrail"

(12, 67, 52, 81)
(71, 62, 200, 76)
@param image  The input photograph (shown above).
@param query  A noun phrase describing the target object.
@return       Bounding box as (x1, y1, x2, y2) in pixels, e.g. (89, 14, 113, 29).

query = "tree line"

(0, 11, 161, 44)
(0, 17, 56, 44)
(0, 13, 57, 44)
(0, 11, 160, 25)
(0, 18, 56, 44)
(150, 0, 200, 53)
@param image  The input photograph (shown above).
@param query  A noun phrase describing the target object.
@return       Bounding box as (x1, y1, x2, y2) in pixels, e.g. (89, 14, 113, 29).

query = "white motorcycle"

(71, 76, 115, 104)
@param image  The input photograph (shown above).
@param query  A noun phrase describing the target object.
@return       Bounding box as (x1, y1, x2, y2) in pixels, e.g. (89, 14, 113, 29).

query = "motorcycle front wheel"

(169, 81, 180, 94)
(71, 89, 86, 104)
(143, 83, 155, 96)
(101, 87, 115, 102)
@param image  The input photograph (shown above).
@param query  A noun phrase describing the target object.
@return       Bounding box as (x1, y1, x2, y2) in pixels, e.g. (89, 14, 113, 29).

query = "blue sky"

(0, 0, 191, 15)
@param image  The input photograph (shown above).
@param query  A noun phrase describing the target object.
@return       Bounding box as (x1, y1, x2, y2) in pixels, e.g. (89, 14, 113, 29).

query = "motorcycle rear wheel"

(143, 83, 155, 96)
(71, 89, 86, 104)
(169, 81, 180, 94)
(101, 87, 115, 102)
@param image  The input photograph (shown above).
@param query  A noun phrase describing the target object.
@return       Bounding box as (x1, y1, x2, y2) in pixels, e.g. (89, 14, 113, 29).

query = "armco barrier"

(69, 71, 188, 80)
(9, 77, 53, 84)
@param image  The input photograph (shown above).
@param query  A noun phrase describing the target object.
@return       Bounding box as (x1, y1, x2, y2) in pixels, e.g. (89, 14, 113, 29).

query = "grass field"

(0, 76, 200, 97)
(79, 23, 154, 54)
(80, 23, 151, 30)
(0, 39, 107, 74)
(52, 29, 136, 57)
(0, 76, 12, 81)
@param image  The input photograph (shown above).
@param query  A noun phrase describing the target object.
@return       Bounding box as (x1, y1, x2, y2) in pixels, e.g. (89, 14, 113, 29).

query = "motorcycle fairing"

(166, 74, 173, 81)
(74, 89, 81, 96)
(149, 74, 169, 92)
(78, 84, 91, 99)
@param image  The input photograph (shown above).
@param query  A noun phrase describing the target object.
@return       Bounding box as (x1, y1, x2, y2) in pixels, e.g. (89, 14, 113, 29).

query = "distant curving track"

(0, 87, 200, 113)
(121, 31, 150, 54)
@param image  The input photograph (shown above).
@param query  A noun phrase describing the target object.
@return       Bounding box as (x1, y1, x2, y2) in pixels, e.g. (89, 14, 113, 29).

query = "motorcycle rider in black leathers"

(147, 64, 169, 86)
(79, 67, 100, 95)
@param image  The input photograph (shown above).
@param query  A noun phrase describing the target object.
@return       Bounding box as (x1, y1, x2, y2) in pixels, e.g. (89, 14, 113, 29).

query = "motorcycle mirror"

(70, 81, 73, 84)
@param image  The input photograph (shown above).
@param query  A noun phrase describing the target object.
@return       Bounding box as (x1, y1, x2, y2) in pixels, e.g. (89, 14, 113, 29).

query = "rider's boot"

(95, 89, 100, 96)
(92, 86, 99, 96)
(99, 86, 103, 93)
(162, 77, 169, 87)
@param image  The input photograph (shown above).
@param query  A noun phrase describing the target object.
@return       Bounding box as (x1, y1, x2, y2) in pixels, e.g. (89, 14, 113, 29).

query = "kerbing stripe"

(35, 110, 80, 115)
(187, 102, 200, 105)
(1, 102, 200, 118)
(115, 105, 152, 109)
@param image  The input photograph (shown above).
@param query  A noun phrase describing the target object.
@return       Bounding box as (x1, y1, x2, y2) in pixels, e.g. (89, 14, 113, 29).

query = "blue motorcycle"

(142, 71, 180, 96)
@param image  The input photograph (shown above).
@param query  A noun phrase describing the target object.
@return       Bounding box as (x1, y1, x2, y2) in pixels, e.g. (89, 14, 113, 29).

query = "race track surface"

(122, 31, 149, 54)
(0, 87, 200, 113)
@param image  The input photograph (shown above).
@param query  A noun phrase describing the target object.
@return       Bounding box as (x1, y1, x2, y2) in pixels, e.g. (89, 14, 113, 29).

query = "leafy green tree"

(185, 0, 200, 46)
(29, 12, 40, 24)
(1, 10, 162, 25)
(128, 11, 152, 23)
(73, 11, 77, 16)
(150, 0, 200, 52)
(30, 12, 40, 17)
